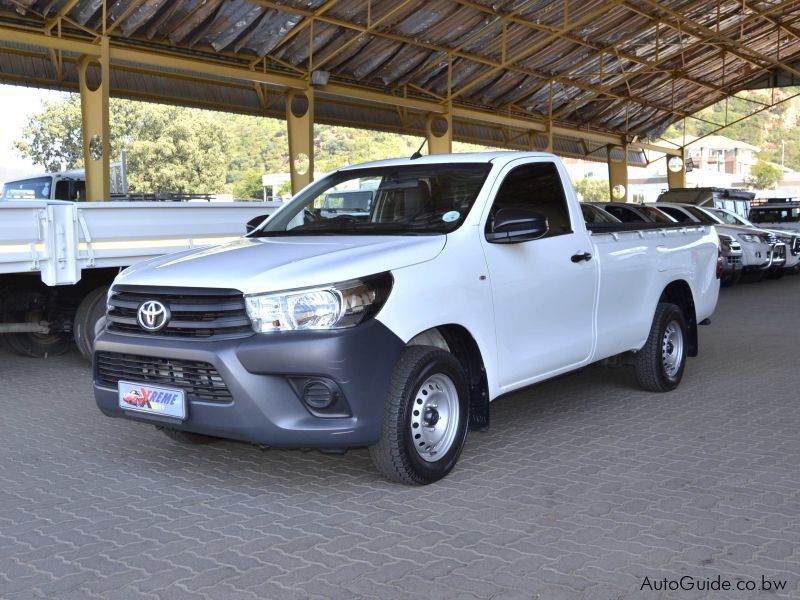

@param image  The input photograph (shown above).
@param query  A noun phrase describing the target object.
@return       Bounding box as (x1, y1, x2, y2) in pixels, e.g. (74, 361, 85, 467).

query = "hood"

(714, 224, 769, 241)
(114, 235, 447, 294)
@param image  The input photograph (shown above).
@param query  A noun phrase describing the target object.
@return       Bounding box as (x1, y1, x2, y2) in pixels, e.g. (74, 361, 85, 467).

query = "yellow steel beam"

(311, 0, 417, 72)
(426, 106, 452, 154)
(286, 89, 314, 194)
(666, 152, 686, 189)
(626, 0, 800, 81)
(78, 37, 110, 201)
(607, 145, 629, 202)
(0, 22, 685, 159)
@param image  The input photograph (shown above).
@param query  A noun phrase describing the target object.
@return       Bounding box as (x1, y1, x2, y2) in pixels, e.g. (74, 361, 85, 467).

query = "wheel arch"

(659, 279, 698, 357)
(408, 324, 490, 431)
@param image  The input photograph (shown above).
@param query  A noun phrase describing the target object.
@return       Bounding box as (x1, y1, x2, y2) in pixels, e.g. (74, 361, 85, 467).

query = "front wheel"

(634, 303, 687, 392)
(369, 346, 469, 485)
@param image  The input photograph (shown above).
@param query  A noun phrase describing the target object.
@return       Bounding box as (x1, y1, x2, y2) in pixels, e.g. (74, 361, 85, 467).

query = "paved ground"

(2, 277, 800, 600)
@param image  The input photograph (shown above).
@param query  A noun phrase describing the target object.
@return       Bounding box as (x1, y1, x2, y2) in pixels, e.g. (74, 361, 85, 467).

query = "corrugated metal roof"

(0, 0, 798, 164)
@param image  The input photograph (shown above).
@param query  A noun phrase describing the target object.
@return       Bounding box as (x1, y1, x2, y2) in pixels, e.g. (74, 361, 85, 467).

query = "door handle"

(571, 252, 593, 263)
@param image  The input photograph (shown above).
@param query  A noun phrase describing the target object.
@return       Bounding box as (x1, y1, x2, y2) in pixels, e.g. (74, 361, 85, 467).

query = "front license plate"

(118, 381, 186, 420)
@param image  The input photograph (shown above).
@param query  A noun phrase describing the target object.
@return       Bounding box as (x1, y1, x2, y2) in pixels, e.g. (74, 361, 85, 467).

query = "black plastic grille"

(95, 352, 232, 403)
(107, 286, 252, 339)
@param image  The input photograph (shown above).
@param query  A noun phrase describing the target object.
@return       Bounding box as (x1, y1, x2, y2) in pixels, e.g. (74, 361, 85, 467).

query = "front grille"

(793, 238, 800, 255)
(107, 286, 252, 339)
(726, 255, 742, 267)
(95, 352, 232, 403)
(764, 232, 778, 245)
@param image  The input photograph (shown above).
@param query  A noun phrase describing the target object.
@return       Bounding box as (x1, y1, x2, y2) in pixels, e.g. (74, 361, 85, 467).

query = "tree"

(123, 105, 231, 194)
(232, 171, 264, 200)
(15, 96, 231, 193)
(746, 160, 783, 190)
(574, 177, 610, 202)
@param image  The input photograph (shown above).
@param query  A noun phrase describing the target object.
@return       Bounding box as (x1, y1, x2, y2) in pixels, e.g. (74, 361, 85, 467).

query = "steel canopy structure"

(1, 0, 799, 198)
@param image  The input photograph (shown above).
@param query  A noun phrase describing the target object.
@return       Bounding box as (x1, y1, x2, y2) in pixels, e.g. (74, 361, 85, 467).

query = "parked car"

(593, 202, 743, 286)
(656, 187, 754, 219)
(94, 152, 720, 484)
(703, 206, 800, 276)
(320, 189, 374, 218)
(591, 202, 676, 225)
(580, 202, 622, 225)
(650, 202, 784, 282)
(749, 201, 800, 234)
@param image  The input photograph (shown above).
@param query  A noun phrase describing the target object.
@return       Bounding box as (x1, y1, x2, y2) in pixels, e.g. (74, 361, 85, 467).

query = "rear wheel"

(74, 286, 109, 361)
(4, 309, 73, 358)
(766, 269, 786, 280)
(741, 270, 766, 283)
(634, 303, 687, 393)
(721, 271, 741, 287)
(369, 346, 469, 485)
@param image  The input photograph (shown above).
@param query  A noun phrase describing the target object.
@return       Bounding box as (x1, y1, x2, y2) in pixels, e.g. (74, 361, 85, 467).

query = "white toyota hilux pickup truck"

(94, 152, 720, 484)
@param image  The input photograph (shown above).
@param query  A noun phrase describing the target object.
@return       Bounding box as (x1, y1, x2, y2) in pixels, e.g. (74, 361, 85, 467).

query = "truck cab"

(1, 170, 86, 201)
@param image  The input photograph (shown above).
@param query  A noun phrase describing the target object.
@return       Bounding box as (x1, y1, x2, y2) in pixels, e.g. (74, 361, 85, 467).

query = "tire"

(766, 269, 786, 280)
(74, 286, 109, 361)
(158, 427, 219, 445)
(4, 309, 73, 358)
(741, 270, 766, 283)
(720, 271, 741, 287)
(369, 345, 469, 485)
(634, 303, 687, 393)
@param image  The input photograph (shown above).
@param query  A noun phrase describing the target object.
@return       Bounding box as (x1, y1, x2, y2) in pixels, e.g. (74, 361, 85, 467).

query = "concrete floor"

(1, 276, 799, 599)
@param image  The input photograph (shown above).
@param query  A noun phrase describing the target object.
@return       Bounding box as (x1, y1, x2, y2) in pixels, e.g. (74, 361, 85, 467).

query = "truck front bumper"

(93, 319, 405, 448)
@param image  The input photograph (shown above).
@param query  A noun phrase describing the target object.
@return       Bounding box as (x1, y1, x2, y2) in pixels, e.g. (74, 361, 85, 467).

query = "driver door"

(480, 159, 597, 391)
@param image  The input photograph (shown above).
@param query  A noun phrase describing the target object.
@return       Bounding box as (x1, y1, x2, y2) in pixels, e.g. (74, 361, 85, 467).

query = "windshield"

(707, 208, 750, 226)
(2, 176, 52, 199)
(640, 206, 676, 223)
(581, 204, 619, 224)
(750, 207, 800, 223)
(683, 206, 718, 224)
(254, 164, 492, 236)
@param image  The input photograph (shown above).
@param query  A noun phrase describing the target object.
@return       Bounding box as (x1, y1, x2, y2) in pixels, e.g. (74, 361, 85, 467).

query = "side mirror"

(245, 214, 270, 234)
(486, 208, 549, 243)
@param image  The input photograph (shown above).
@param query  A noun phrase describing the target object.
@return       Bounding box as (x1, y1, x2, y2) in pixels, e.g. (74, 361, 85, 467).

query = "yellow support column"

(77, 38, 110, 201)
(607, 145, 629, 202)
(426, 109, 452, 154)
(666, 150, 687, 188)
(286, 89, 314, 194)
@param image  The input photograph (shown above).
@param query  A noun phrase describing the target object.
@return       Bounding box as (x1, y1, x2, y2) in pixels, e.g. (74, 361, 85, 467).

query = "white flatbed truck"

(0, 199, 277, 359)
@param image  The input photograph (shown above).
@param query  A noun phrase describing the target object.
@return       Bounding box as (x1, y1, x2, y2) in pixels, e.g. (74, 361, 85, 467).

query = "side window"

(486, 162, 572, 238)
(605, 206, 637, 223)
(659, 207, 692, 223)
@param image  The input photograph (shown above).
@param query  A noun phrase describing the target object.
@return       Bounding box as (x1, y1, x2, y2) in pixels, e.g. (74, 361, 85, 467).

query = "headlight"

(245, 273, 392, 333)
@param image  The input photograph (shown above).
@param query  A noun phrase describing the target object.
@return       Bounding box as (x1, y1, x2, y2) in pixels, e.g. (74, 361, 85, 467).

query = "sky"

(0, 83, 70, 184)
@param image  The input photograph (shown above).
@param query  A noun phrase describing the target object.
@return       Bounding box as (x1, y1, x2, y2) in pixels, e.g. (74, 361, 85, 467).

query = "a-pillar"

(286, 88, 314, 195)
(666, 150, 687, 188)
(77, 37, 110, 201)
(426, 109, 452, 154)
(607, 144, 628, 202)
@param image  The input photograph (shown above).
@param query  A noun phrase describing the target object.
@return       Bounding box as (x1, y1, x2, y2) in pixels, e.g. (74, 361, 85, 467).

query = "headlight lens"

(245, 274, 391, 333)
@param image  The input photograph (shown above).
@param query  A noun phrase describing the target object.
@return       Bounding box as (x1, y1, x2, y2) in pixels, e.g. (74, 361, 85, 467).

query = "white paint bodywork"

(110, 152, 720, 402)
(0, 200, 279, 285)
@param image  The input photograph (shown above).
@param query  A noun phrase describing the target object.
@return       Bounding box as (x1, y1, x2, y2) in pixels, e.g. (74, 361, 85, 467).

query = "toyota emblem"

(137, 300, 170, 332)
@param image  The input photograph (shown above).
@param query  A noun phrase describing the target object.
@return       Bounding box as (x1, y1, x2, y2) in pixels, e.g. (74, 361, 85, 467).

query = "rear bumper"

(93, 319, 405, 448)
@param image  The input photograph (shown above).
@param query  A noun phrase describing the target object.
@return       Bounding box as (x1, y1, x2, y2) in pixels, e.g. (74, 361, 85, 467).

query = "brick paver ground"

(1, 277, 799, 599)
